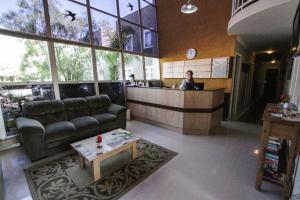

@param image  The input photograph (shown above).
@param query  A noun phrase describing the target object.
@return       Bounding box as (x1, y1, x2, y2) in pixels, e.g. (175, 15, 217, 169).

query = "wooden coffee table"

(71, 129, 140, 181)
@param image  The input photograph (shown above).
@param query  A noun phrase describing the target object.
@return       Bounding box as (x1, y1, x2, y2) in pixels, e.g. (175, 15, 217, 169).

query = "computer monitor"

(194, 83, 204, 90)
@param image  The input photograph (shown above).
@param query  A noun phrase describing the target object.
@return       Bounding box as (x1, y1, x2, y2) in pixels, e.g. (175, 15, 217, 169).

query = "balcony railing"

(232, 0, 259, 16)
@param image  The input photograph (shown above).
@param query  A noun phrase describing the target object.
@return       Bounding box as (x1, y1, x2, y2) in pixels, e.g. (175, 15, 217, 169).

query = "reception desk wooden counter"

(126, 87, 225, 135)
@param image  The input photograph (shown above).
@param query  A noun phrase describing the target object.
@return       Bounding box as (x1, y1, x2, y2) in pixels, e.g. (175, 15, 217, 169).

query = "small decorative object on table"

(279, 93, 290, 109)
(96, 134, 102, 148)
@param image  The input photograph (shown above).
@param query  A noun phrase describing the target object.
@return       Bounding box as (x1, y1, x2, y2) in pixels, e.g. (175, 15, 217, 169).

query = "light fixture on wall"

(181, 0, 198, 14)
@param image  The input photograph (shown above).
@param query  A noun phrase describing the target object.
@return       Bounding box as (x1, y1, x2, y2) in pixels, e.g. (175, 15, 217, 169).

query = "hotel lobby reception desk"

(126, 87, 225, 135)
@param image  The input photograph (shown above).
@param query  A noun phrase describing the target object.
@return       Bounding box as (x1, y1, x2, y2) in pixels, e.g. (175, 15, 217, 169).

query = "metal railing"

(232, 0, 259, 16)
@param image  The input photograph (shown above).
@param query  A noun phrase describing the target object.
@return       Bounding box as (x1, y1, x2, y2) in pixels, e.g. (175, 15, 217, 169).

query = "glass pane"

(90, 0, 117, 15)
(120, 20, 141, 52)
(91, 9, 119, 48)
(59, 83, 95, 99)
(124, 53, 143, 80)
(140, 1, 157, 30)
(96, 50, 122, 81)
(145, 57, 160, 80)
(0, 35, 51, 82)
(0, 0, 46, 35)
(54, 43, 93, 81)
(143, 29, 158, 56)
(0, 84, 54, 136)
(49, 0, 90, 43)
(99, 82, 125, 106)
(119, 0, 139, 24)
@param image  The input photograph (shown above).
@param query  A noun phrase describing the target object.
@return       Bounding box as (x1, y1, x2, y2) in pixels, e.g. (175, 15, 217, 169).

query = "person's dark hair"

(186, 70, 193, 75)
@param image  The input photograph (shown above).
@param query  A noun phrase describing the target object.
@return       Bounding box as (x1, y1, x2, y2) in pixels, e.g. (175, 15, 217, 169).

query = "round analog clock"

(186, 48, 197, 60)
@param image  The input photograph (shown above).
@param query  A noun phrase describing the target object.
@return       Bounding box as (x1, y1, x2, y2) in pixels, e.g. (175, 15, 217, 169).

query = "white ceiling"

(228, 0, 299, 51)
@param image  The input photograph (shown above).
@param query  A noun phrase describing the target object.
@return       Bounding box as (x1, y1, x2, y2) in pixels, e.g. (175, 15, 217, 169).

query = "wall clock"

(186, 48, 197, 59)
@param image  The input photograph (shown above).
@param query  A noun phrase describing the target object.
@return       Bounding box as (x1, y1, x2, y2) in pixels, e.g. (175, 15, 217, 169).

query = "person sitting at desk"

(179, 70, 195, 90)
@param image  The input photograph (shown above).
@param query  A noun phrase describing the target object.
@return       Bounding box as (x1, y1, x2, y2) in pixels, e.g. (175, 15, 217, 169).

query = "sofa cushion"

(22, 100, 66, 126)
(71, 116, 99, 133)
(45, 121, 77, 143)
(63, 98, 90, 120)
(85, 95, 111, 115)
(93, 113, 117, 124)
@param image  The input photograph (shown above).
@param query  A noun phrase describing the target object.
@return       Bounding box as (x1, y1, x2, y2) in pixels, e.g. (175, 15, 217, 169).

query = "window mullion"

(138, 0, 146, 81)
(87, 0, 100, 95)
(43, 0, 60, 100)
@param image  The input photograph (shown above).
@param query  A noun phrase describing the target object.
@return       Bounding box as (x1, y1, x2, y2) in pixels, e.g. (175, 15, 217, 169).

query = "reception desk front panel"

(127, 87, 225, 135)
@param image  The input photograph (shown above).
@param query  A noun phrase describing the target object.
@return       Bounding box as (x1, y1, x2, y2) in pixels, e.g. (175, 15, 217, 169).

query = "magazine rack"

(255, 104, 300, 199)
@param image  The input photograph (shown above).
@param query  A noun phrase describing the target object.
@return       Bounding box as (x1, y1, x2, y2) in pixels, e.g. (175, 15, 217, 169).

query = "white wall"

(0, 108, 6, 140)
(231, 40, 255, 119)
(289, 56, 300, 110)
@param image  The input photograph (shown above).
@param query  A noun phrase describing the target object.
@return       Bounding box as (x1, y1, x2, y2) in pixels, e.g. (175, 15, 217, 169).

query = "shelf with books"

(262, 137, 287, 185)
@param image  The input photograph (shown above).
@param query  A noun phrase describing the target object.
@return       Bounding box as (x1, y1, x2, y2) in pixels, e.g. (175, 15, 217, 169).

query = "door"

(264, 69, 279, 102)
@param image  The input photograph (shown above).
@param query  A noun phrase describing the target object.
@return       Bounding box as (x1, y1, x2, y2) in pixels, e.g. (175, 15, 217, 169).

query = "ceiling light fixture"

(266, 50, 274, 54)
(270, 60, 277, 64)
(181, 0, 198, 14)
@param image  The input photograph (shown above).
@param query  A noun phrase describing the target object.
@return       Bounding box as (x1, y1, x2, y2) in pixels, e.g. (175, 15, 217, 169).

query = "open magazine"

(105, 129, 139, 149)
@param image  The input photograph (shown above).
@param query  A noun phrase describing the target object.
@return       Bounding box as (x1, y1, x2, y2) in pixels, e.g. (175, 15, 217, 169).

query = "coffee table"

(71, 129, 140, 181)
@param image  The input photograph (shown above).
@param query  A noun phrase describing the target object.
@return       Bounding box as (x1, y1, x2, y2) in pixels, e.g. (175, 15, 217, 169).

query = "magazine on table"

(105, 129, 139, 149)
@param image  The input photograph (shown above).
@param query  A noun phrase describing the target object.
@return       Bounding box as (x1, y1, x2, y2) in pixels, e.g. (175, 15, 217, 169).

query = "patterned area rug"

(24, 139, 177, 200)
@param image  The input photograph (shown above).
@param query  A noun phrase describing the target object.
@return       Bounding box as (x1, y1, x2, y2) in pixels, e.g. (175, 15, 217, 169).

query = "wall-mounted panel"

(212, 57, 229, 78)
(162, 57, 231, 79)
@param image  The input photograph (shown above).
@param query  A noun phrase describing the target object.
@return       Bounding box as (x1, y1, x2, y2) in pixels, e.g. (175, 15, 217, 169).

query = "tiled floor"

(0, 120, 281, 200)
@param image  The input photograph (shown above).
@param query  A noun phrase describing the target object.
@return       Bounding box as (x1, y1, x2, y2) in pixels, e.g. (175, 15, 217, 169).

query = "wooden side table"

(255, 104, 300, 199)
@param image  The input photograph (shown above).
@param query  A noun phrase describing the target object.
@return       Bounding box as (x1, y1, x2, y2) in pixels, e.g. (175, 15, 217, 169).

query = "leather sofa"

(16, 95, 127, 161)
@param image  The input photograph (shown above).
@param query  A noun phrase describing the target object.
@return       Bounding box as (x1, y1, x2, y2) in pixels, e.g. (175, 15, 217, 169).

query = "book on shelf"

(262, 137, 284, 184)
(265, 153, 279, 160)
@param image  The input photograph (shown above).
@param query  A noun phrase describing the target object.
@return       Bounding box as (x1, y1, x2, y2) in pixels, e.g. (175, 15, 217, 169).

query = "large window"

(121, 20, 141, 52)
(145, 57, 160, 80)
(54, 43, 93, 82)
(91, 10, 119, 48)
(0, 35, 51, 82)
(49, 0, 90, 43)
(124, 53, 144, 80)
(143, 28, 158, 56)
(140, 0, 157, 30)
(0, 0, 159, 137)
(0, 0, 46, 35)
(96, 50, 122, 80)
(90, 0, 118, 16)
(119, 0, 140, 24)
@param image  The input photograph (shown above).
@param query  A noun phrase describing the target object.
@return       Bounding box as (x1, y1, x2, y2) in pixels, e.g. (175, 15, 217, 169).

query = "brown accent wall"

(156, 0, 236, 92)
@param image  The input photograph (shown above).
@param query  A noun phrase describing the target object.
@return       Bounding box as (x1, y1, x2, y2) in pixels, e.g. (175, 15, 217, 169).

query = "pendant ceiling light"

(181, 0, 198, 14)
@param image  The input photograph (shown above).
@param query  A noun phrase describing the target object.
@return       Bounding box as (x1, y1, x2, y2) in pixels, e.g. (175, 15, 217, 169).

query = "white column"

(0, 108, 6, 140)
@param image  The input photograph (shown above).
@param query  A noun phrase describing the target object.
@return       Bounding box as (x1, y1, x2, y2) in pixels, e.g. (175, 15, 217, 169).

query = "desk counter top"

(126, 85, 225, 92)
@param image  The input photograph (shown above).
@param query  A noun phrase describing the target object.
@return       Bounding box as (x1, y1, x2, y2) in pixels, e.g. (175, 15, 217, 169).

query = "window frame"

(0, 0, 160, 139)
(143, 29, 152, 49)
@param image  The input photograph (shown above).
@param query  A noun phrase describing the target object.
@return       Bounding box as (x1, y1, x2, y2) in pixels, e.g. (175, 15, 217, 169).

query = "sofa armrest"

(108, 104, 127, 116)
(16, 117, 45, 135)
(16, 117, 46, 160)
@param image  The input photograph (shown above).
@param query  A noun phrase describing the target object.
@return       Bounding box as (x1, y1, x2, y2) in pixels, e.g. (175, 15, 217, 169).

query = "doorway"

(264, 68, 279, 102)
